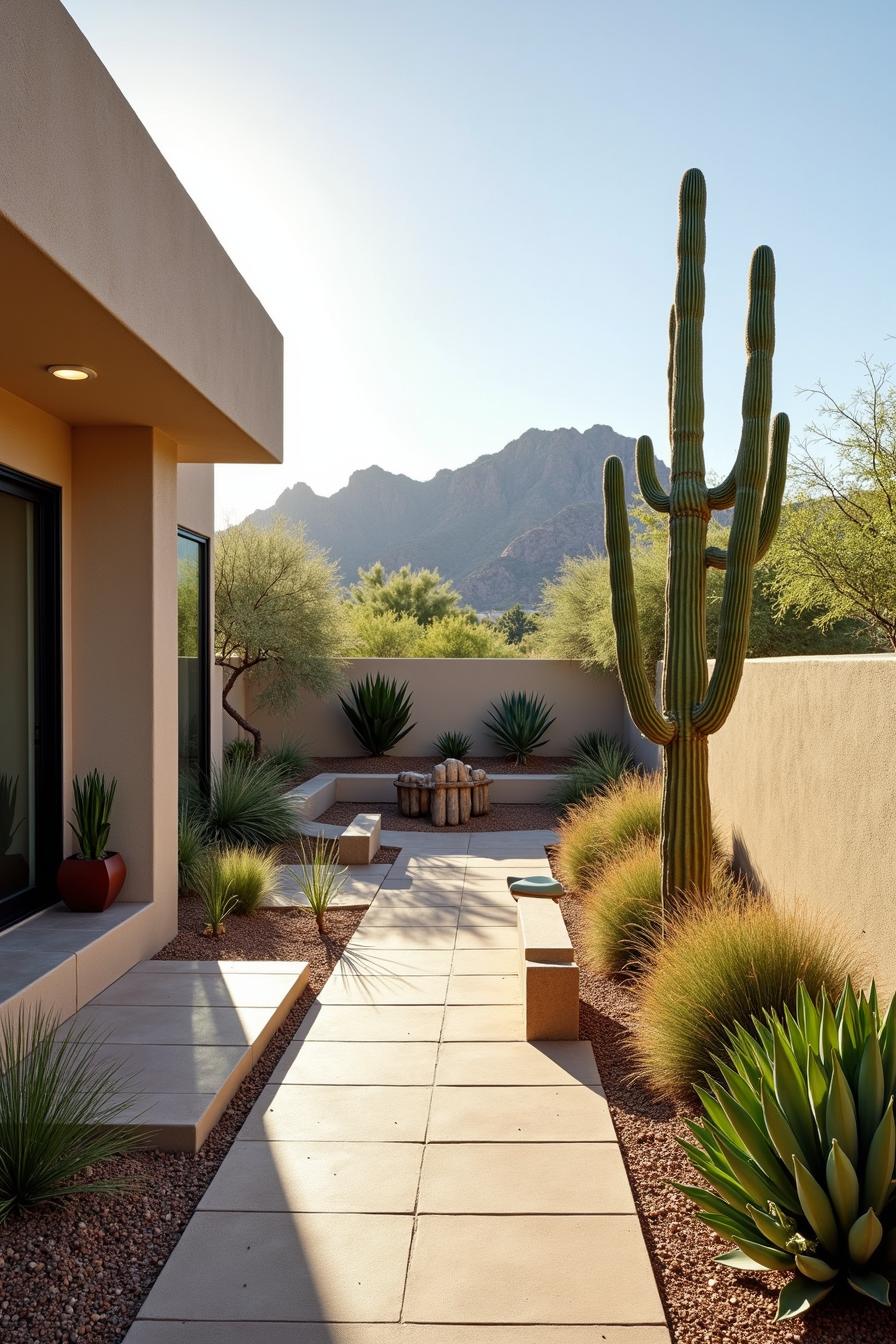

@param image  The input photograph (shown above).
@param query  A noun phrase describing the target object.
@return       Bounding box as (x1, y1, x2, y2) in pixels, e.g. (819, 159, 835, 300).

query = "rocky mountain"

(246, 424, 667, 609)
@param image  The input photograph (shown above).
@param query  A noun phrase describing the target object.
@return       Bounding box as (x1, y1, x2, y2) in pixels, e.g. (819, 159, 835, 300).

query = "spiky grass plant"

(265, 739, 310, 784)
(339, 674, 415, 756)
(483, 691, 555, 764)
(554, 773, 661, 892)
(635, 900, 857, 1096)
(552, 732, 635, 810)
(296, 840, 346, 932)
(0, 1006, 141, 1221)
(583, 840, 663, 977)
(177, 806, 208, 895)
(434, 730, 473, 760)
(677, 980, 896, 1320)
(200, 756, 296, 848)
(223, 737, 256, 768)
(69, 770, 117, 858)
(196, 854, 240, 936)
(213, 846, 278, 915)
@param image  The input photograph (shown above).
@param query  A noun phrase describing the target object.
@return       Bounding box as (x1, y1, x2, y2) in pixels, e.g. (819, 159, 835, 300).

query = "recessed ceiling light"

(47, 365, 97, 381)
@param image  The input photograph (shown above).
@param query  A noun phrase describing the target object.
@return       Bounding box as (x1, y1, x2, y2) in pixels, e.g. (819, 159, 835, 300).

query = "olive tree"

(215, 520, 348, 755)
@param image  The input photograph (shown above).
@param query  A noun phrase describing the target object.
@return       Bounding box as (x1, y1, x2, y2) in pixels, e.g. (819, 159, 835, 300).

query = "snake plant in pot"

(57, 771, 126, 912)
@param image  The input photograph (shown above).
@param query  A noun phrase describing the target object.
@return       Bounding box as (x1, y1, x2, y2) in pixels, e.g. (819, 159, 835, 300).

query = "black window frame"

(0, 464, 62, 929)
(177, 526, 211, 797)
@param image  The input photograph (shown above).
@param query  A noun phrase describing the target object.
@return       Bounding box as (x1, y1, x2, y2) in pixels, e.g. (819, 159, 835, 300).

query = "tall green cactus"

(604, 168, 789, 909)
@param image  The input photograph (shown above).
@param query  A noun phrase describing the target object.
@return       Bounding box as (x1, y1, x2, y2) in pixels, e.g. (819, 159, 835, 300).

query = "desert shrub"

(199, 756, 296, 848)
(555, 773, 661, 891)
(265, 739, 310, 784)
(0, 1007, 141, 1221)
(349, 608, 423, 656)
(552, 731, 635, 809)
(177, 806, 208, 895)
(339, 674, 415, 755)
(435, 730, 473, 759)
(634, 898, 858, 1095)
(417, 614, 516, 658)
(483, 691, 555, 763)
(676, 979, 895, 1321)
(211, 846, 278, 915)
(295, 839, 346, 931)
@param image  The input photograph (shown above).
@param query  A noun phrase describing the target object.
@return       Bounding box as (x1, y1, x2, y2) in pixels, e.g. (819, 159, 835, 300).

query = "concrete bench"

(338, 812, 382, 865)
(517, 896, 579, 1041)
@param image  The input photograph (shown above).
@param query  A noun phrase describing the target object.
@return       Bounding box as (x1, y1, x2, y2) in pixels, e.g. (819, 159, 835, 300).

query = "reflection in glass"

(177, 532, 208, 798)
(0, 493, 34, 899)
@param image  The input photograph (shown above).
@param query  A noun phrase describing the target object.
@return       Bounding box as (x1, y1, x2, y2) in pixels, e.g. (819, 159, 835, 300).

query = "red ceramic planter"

(57, 852, 127, 912)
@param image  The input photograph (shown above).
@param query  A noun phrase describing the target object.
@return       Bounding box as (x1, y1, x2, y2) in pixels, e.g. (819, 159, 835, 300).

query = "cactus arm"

(603, 456, 675, 745)
(637, 435, 670, 513)
(667, 303, 675, 444)
(694, 245, 776, 735)
(703, 412, 789, 571)
(707, 468, 737, 511)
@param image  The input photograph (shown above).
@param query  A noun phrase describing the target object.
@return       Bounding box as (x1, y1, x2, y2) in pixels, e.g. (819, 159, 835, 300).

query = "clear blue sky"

(64, 0, 896, 526)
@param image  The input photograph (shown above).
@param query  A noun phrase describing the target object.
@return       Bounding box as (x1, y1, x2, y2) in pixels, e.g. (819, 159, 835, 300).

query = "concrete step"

(57, 959, 309, 1152)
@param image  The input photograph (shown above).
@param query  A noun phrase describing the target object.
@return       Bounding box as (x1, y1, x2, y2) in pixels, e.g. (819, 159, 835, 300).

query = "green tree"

(215, 520, 348, 755)
(417, 613, 516, 657)
(493, 604, 539, 646)
(768, 359, 896, 649)
(349, 562, 468, 625)
(348, 608, 423, 656)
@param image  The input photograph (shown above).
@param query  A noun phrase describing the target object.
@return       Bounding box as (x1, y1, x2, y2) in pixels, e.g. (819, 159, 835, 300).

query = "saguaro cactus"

(604, 168, 789, 909)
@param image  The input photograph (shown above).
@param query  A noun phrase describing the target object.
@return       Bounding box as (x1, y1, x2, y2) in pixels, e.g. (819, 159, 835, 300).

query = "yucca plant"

(434, 730, 473, 759)
(552, 732, 635, 809)
(213, 845, 278, 915)
(677, 979, 896, 1320)
(199, 756, 297, 848)
(196, 853, 240, 936)
(339, 674, 415, 755)
(296, 840, 346, 932)
(0, 773, 22, 854)
(177, 805, 208, 895)
(0, 1006, 141, 1221)
(483, 691, 555, 764)
(70, 770, 116, 858)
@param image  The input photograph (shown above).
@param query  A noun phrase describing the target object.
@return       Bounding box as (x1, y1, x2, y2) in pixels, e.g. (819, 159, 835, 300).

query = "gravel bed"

(560, 885, 896, 1342)
(305, 754, 573, 777)
(274, 839, 401, 866)
(0, 899, 364, 1344)
(317, 799, 560, 833)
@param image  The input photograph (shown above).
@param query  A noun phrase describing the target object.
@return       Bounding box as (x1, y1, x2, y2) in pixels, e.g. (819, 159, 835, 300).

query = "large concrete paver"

(130, 832, 668, 1341)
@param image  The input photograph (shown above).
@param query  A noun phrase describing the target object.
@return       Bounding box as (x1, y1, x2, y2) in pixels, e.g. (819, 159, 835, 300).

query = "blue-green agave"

(676, 980, 896, 1321)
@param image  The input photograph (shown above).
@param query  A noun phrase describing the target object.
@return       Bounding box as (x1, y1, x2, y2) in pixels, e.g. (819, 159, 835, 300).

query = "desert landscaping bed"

(304, 753, 573, 777)
(316, 799, 560, 832)
(560, 886, 896, 1344)
(0, 902, 364, 1344)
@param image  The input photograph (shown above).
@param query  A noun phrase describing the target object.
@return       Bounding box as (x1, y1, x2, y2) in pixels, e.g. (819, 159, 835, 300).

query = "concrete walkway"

(126, 832, 670, 1342)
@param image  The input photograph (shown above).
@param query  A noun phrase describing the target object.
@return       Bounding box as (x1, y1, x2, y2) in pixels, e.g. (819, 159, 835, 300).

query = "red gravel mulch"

(0, 900, 364, 1344)
(275, 839, 402, 866)
(562, 887, 896, 1343)
(317, 799, 560, 833)
(305, 754, 573, 777)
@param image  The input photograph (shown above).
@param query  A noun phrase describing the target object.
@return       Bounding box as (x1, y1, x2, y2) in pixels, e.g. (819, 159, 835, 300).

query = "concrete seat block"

(338, 812, 382, 865)
(523, 960, 580, 1041)
(517, 896, 574, 965)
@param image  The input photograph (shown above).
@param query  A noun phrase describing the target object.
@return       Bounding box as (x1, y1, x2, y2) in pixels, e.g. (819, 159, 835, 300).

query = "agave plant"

(69, 770, 116, 859)
(676, 979, 896, 1320)
(434, 730, 473, 760)
(483, 691, 555, 764)
(339, 674, 415, 756)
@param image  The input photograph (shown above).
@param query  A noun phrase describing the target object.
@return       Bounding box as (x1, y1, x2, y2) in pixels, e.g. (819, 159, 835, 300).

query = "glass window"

(177, 529, 210, 798)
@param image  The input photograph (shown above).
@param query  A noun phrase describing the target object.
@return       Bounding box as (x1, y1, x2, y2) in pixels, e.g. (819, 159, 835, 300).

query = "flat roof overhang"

(0, 0, 284, 465)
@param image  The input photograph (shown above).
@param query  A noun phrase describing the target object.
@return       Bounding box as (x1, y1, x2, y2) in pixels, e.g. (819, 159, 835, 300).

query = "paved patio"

(126, 831, 670, 1341)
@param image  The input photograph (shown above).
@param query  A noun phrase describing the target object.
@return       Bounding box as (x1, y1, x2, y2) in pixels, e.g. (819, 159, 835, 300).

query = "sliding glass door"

(0, 467, 61, 927)
(177, 528, 210, 799)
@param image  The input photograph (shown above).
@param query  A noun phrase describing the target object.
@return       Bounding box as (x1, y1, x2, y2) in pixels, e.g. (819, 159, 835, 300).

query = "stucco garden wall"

(709, 655, 896, 989)
(227, 658, 657, 766)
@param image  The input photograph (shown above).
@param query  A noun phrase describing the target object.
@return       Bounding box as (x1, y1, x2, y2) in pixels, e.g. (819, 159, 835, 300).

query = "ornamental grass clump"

(213, 846, 278, 915)
(555, 773, 661, 893)
(582, 839, 662, 977)
(200, 755, 296, 848)
(296, 840, 346, 932)
(196, 854, 239, 936)
(177, 805, 208, 895)
(676, 980, 896, 1320)
(0, 1006, 141, 1221)
(552, 731, 635, 810)
(635, 899, 857, 1096)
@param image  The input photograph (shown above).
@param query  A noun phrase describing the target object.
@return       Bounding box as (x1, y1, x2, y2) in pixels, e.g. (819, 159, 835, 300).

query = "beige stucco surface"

(235, 658, 653, 765)
(0, 0, 282, 463)
(709, 655, 896, 989)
